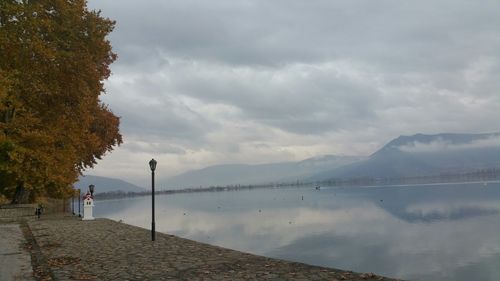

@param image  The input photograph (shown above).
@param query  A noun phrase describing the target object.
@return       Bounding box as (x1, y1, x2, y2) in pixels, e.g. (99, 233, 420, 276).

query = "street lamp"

(149, 158, 157, 241)
(71, 188, 75, 215)
(89, 184, 95, 196)
(78, 188, 81, 217)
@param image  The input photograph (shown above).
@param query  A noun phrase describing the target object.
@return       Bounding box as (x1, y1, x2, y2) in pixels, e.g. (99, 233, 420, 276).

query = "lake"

(95, 181, 500, 281)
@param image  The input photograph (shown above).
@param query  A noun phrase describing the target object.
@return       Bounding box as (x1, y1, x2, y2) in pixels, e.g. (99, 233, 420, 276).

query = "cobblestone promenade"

(25, 215, 399, 281)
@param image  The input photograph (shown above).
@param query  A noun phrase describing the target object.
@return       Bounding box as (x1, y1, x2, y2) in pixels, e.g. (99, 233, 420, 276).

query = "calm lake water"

(95, 182, 500, 281)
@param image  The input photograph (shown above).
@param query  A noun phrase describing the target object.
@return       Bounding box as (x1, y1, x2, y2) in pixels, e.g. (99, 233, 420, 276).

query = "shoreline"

(96, 177, 500, 201)
(20, 214, 400, 280)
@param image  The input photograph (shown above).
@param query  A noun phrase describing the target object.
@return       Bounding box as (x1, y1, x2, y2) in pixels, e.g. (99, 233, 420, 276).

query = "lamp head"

(89, 184, 95, 196)
(149, 158, 157, 172)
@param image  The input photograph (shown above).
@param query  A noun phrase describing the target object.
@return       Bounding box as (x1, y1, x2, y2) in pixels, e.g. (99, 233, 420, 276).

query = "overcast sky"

(85, 0, 500, 185)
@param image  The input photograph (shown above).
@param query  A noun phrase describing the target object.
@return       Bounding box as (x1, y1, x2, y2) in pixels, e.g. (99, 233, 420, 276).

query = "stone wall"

(0, 204, 37, 221)
(0, 198, 71, 221)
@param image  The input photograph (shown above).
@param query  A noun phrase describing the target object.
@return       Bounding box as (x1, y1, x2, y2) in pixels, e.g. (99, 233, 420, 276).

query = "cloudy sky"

(86, 0, 500, 185)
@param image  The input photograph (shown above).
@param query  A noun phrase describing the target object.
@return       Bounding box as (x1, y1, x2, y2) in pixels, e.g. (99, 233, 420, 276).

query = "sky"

(85, 0, 500, 185)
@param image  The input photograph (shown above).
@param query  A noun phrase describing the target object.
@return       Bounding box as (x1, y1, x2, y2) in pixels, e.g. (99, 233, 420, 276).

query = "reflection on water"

(95, 182, 500, 281)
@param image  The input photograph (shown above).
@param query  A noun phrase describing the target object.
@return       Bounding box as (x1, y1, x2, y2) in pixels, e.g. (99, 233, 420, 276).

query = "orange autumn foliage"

(0, 0, 122, 202)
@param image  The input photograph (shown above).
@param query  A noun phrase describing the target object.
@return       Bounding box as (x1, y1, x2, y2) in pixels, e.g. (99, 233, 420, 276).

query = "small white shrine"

(82, 191, 95, 220)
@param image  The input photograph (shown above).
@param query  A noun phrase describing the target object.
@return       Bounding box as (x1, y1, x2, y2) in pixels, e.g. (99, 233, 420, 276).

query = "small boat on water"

(315, 185, 320, 190)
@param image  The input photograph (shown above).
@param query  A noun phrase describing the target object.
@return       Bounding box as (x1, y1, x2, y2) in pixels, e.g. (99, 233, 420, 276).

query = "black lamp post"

(149, 158, 157, 241)
(71, 189, 75, 215)
(89, 184, 95, 196)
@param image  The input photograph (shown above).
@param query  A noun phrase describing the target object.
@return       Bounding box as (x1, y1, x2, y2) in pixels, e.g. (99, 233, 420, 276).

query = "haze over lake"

(95, 182, 500, 281)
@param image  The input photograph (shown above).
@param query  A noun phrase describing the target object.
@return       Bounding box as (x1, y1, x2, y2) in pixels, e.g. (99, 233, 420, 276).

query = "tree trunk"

(11, 183, 31, 204)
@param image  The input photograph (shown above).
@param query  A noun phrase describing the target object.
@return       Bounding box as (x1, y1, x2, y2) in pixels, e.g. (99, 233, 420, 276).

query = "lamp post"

(89, 184, 95, 196)
(78, 188, 81, 217)
(71, 189, 75, 215)
(149, 158, 157, 241)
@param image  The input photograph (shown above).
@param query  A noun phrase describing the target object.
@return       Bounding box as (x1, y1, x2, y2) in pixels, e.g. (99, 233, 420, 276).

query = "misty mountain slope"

(161, 163, 295, 188)
(312, 151, 436, 179)
(373, 132, 500, 157)
(311, 132, 500, 180)
(161, 155, 364, 189)
(75, 175, 146, 193)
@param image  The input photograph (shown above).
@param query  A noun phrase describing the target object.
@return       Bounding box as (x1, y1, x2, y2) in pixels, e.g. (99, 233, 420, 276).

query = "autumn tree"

(0, 0, 122, 203)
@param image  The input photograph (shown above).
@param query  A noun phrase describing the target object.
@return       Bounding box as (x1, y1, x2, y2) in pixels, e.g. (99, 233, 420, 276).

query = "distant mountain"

(311, 132, 500, 181)
(75, 175, 146, 194)
(161, 155, 364, 189)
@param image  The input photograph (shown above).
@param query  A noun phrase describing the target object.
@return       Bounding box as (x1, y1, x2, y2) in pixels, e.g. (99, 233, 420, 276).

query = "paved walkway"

(0, 224, 34, 281)
(25, 215, 399, 281)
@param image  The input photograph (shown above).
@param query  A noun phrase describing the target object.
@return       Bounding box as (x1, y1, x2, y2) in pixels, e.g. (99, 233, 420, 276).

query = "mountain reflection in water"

(95, 182, 500, 281)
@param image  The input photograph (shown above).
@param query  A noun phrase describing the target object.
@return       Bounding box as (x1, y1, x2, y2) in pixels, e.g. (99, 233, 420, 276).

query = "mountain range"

(161, 132, 500, 189)
(81, 132, 500, 191)
(159, 155, 364, 189)
(310, 132, 500, 181)
(75, 175, 145, 194)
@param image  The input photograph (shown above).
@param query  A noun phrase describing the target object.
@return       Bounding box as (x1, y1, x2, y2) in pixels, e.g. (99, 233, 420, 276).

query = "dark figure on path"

(35, 204, 44, 219)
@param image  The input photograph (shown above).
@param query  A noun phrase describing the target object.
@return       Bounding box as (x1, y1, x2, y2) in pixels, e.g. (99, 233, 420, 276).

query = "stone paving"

(24, 215, 400, 281)
(0, 224, 34, 281)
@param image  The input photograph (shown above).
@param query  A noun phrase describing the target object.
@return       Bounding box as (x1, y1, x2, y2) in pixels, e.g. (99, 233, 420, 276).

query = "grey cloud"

(92, 0, 500, 71)
(123, 141, 186, 155)
(158, 60, 382, 135)
(102, 77, 218, 145)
